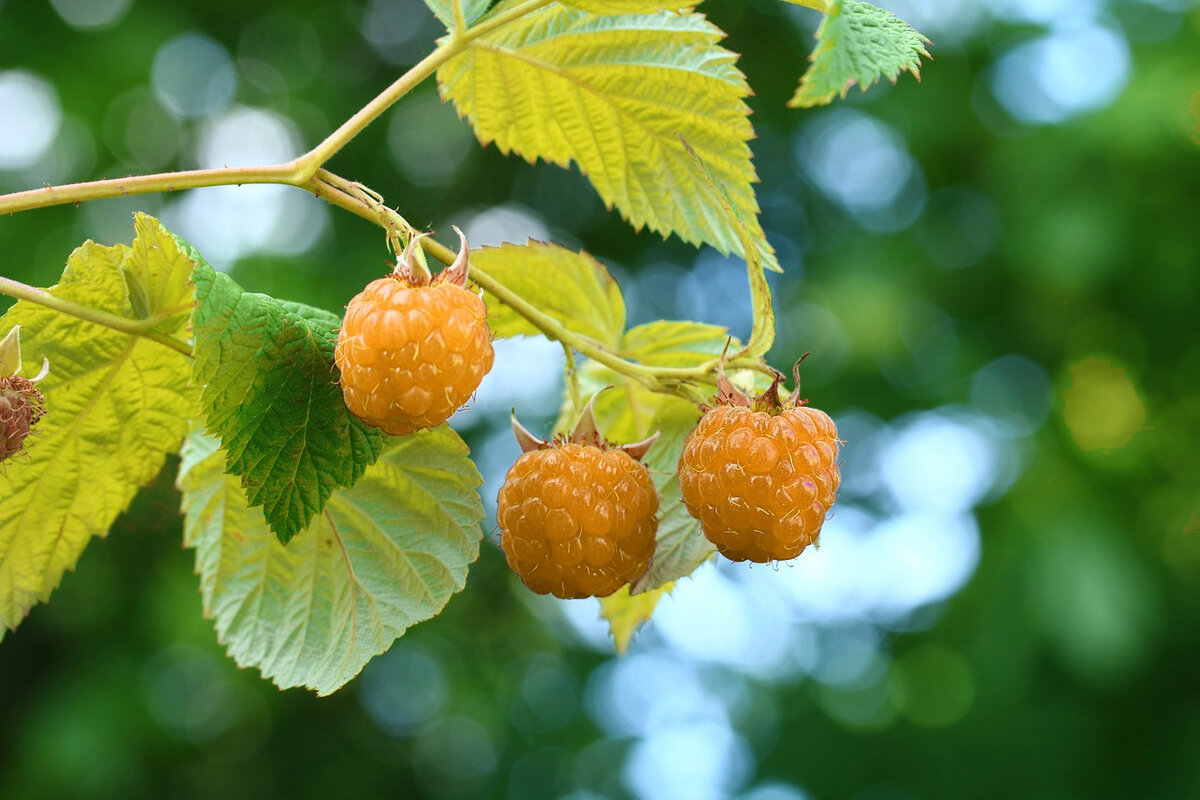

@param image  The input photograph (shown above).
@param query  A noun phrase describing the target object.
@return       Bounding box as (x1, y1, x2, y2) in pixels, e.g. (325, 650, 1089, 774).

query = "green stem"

(0, 276, 192, 357)
(562, 344, 582, 414)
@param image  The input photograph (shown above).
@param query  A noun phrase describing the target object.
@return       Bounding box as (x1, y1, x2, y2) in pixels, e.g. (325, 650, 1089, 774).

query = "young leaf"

(0, 234, 195, 634)
(598, 581, 674, 653)
(789, 0, 931, 108)
(178, 426, 484, 696)
(422, 0, 494, 29)
(439, 4, 780, 271)
(190, 262, 387, 543)
(471, 242, 626, 347)
(125, 212, 197, 330)
(0, 326, 20, 377)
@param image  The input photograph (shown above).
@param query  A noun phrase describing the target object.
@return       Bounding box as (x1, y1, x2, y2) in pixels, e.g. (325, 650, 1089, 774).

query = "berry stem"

(307, 170, 779, 396)
(562, 344, 583, 415)
(0, 277, 192, 357)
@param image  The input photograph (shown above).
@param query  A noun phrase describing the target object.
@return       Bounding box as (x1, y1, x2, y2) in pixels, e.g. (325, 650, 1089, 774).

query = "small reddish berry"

(0, 376, 45, 462)
(498, 397, 659, 599)
(0, 326, 49, 464)
(335, 229, 494, 436)
(678, 361, 840, 563)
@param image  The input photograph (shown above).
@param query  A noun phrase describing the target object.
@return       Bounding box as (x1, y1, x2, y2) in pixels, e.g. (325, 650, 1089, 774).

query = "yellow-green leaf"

(472, 241, 626, 347)
(621, 319, 728, 368)
(0, 228, 196, 634)
(560, 1, 697, 12)
(679, 139, 778, 358)
(439, 3, 779, 271)
(599, 581, 674, 653)
(178, 426, 484, 695)
(789, 0, 931, 108)
(126, 212, 196, 331)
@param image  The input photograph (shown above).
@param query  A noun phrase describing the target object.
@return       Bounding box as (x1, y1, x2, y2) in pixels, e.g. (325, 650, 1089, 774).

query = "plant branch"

(0, 277, 192, 357)
(0, 165, 294, 217)
(0, 0, 555, 217)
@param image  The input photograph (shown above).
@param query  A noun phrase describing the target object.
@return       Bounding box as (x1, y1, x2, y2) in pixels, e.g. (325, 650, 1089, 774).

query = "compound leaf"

(178, 426, 484, 695)
(472, 241, 626, 347)
(790, 0, 931, 108)
(190, 262, 387, 543)
(439, 3, 779, 270)
(0, 225, 195, 633)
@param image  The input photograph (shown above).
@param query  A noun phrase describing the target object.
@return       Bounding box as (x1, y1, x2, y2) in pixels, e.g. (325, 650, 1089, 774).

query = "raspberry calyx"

(334, 228, 495, 436)
(678, 358, 841, 564)
(499, 394, 660, 599)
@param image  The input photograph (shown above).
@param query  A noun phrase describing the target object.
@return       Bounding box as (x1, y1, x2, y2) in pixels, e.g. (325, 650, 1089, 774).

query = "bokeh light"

(1060, 355, 1147, 451)
(151, 33, 238, 120)
(0, 71, 61, 171)
(990, 22, 1131, 125)
(48, 0, 132, 30)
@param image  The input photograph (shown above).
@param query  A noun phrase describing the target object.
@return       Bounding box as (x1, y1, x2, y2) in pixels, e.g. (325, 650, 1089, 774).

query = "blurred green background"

(2, 0, 1199, 798)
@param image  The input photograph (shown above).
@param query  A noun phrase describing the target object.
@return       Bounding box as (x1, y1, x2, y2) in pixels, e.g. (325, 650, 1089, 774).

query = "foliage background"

(2, 0, 1199, 798)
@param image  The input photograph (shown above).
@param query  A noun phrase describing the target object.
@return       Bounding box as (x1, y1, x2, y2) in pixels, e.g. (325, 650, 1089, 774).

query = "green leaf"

(621, 319, 729, 367)
(0, 229, 195, 633)
(177, 426, 484, 695)
(190, 263, 388, 543)
(423, 0, 494, 28)
(679, 139, 778, 360)
(472, 242, 626, 347)
(789, 0, 931, 108)
(439, 4, 780, 271)
(125, 212, 196, 331)
(599, 582, 673, 653)
(559, 1, 698, 12)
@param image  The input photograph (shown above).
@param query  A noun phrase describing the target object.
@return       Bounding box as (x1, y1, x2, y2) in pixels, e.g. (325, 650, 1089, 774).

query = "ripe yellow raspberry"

(498, 398, 660, 599)
(678, 362, 840, 563)
(334, 230, 493, 436)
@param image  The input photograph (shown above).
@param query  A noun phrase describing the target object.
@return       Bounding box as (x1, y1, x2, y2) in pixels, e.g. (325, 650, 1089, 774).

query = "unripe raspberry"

(678, 362, 840, 563)
(0, 326, 48, 463)
(334, 229, 494, 436)
(498, 399, 660, 599)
